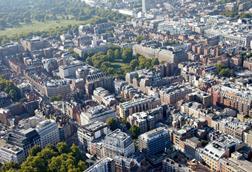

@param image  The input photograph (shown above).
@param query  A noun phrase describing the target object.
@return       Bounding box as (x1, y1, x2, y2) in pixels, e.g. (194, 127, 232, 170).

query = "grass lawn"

(0, 19, 95, 39)
(111, 62, 129, 70)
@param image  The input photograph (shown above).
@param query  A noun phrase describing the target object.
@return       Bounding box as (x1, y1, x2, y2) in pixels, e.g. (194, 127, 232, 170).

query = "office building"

(77, 121, 108, 152)
(114, 156, 139, 172)
(6, 129, 41, 156)
(198, 135, 244, 172)
(92, 87, 117, 106)
(102, 129, 135, 158)
(80, 105, 116, 125)
(59, 61, 84, 79)
(133, 44, 187, 64)
(127, 106, 163, 133)
(139, 127, 169, 155)
(44, 80, 71, 97)
(36, 120, 60, 148)
(85, 157, 115, 172)
(118, 96, 161, 119)
(0, 143, 25, 164)
(85, 70, 114, 95)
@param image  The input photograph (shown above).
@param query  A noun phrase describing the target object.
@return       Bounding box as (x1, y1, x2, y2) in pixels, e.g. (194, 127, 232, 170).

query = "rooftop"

(106, 129, 130, 142)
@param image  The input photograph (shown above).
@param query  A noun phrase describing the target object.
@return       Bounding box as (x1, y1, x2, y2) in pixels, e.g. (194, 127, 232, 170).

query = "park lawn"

(111, 62, 130, 70)
(110, 62, 131, 76)
(0, 19, 94, 39)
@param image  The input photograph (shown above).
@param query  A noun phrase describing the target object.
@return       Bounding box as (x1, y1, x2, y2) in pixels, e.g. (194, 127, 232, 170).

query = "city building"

(0, 143, 25, 164)
(6, 129, 41, 156)
(21, 37, 50, 52)
(0, 108, 11, 126)
(36, 120, 60, 148)
(0, 92, 12, 108)
(198, 135, 244, 171)
(125, 69, 181, 94)
(44, 80, 71, 97)
(0, 42, 22, 57)
(127, 107, 163, 133)
(160, 84, 193, 105)
(162, 158, 189, 172)
(219, 152, 252, 172)
(118, 96, 161, 119)
(102, 129, 135, 158)
(58, 60, 84, 79)
(222, 118, 250, 141)
(85, 70, 114, 96)
(114, 156, 139, 172)
(77, 121, 109, 152)
(133, 44, 187, 64)
(243, 129, 252, 148)
(85, 157, 115, 172)
(211, 83, 252, 116)
(92, 87, 117, 106)
(139, 127, 169, 155)
(80, 105, 116, 125)
(187, 91, 212, 107)
(142, 0, 152, 13)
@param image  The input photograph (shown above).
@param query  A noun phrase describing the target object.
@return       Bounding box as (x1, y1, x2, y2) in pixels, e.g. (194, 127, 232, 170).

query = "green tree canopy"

(106, 117, 118, 131)
(0, 76, 21, 101)
(129, 125, 140, 139)
(2, 143, 87, 172)
(122, 48, 133, 63)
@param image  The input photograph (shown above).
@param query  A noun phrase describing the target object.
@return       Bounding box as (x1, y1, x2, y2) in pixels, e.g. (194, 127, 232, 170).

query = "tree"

(107, 49, 114, 61)
(70, 144, 82, 163)
(136, 35, 145, 43)
(48, 155, 63, 172)
(216, 63, 224, 73)
(38, 146, 58, 161)
(29, 156, 46, 171)
(122, 48, 133, 63)
(29, 145, 41, 156)
(0, 76, 21, 101)
(101, 62, 112, 73)
(130, 59, 138, 70)
(151, 58, 159, 66)
(77, 160, 86, 172)
(129, 125, 140, 139)
(2, 162, 19, 172)
(219, 68, 232, 77)
(20, 165, 36, 172)
(57, 142, 69, 154)
(106, 117, 118, 131)
(12, 142, 86, 172)
(239, 13, 252, 19)
(114, 49, 121, 59)
(138, 56, 147, 68)
(86, 57, 93, 65)
(145, 59, 152, 69)
(215, 64, 233, 77)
